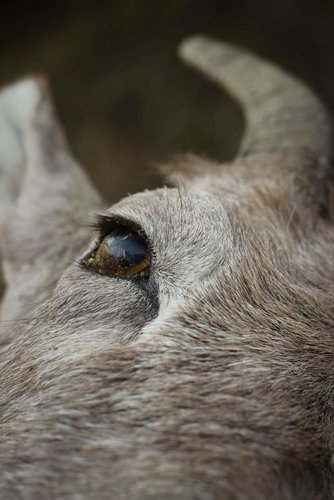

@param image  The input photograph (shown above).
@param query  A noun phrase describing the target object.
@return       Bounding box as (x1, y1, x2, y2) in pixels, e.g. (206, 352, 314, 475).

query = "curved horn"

(179, 36, 333, 204)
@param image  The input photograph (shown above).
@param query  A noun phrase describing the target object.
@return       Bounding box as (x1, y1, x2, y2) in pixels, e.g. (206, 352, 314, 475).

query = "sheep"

(0, 35, 333, 499)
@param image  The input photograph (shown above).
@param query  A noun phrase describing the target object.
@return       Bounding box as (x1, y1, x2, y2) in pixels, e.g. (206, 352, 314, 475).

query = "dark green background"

(1, 0, 333, 203)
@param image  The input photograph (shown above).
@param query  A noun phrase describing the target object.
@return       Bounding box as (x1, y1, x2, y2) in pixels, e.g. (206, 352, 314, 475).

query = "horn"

(179, 36, 333, 205)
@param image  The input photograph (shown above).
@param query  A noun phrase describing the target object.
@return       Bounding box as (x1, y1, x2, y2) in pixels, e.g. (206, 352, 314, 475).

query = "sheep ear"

(0, 78, 41, 216)
(0, 77, 103, 333)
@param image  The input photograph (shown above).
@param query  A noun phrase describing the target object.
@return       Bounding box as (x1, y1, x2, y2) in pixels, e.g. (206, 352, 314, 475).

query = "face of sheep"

(0, 37, 333, 499)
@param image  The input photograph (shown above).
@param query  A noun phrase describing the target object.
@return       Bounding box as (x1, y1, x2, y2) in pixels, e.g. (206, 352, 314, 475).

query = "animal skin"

(0, 36, 333, 499)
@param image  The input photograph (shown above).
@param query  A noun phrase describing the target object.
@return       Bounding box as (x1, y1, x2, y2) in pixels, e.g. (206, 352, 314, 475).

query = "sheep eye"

(82, 227, 150, 279)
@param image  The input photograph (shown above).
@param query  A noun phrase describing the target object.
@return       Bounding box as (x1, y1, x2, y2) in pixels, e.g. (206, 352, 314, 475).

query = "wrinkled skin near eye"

(82, 227, 150, 279)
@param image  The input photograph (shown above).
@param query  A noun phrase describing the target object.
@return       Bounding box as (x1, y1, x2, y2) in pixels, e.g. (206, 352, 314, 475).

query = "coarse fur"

(0, 37, 334, 499)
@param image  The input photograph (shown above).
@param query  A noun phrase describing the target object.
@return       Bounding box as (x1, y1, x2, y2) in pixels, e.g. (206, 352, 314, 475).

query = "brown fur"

(0, 42, 334, 499)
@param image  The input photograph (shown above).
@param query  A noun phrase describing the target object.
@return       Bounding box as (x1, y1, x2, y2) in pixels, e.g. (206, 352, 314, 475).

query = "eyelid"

(92, 214, 149, 243)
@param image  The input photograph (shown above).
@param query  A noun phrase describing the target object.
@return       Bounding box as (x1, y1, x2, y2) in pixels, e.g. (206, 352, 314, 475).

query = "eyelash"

(92, 214, 149, 244)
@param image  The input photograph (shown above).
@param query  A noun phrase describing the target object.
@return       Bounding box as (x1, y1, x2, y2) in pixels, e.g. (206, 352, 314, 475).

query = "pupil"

(103, 229, 147, 268)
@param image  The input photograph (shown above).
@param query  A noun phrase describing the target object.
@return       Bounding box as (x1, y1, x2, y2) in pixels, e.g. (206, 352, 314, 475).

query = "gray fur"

(0, 37, 334, 499)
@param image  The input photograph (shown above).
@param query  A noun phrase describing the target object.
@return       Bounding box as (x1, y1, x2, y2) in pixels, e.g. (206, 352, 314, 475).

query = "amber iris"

(88, 227, 149, 278)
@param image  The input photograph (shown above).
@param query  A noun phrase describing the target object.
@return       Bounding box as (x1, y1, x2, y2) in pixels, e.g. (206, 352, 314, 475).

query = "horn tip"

(178, 35, 236, 75)
(178, 35, 213, 63)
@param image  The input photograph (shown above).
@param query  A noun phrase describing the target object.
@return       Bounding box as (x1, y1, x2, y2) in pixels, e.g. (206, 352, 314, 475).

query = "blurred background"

(1, 0, 333, 203)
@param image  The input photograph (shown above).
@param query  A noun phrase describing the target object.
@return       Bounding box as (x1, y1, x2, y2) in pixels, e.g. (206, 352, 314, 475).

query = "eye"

(82, 226, 150, 279)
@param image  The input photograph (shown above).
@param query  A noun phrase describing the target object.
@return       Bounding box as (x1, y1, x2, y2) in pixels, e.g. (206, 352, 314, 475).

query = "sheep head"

(0, 37, 333, 499)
